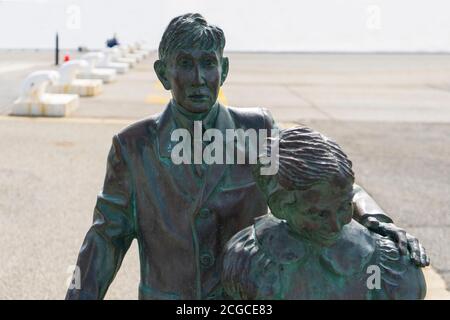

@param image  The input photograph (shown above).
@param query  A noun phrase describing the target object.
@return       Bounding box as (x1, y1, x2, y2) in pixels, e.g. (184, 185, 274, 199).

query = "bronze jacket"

(65, 103, 274, 300)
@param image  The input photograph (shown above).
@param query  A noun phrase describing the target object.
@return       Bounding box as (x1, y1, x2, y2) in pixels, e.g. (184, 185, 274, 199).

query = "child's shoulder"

(224, 214, 308, 265)
(320, 220, 377, 276)
(253, 214, 308, 263)
(222, 214, 307, 299)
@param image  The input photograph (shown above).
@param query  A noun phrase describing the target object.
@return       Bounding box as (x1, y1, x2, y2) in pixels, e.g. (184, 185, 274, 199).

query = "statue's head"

(154, 13, 229, 113)
(254, 126, 355, 246)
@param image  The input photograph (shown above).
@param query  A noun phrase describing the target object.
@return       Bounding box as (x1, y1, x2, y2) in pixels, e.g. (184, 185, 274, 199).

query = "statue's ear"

(220, 57, 229, 86)
(154, 60, 171, 90)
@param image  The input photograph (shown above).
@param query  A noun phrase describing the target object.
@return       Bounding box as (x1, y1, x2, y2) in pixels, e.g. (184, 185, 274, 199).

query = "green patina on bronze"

(222, 127, 427, 299)
(66, 13, 429, 300)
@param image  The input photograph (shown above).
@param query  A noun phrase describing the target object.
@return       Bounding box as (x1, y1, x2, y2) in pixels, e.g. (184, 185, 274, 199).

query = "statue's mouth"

(311, 231, 341, 246)
(296, 228, 341, 246)
(188, 94, 209, 101)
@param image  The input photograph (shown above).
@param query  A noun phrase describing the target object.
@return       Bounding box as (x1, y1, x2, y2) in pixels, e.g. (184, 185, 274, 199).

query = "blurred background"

(0, 0, 450, 52)
(1, 0, 450, 52)
(0, 0, 449, 299)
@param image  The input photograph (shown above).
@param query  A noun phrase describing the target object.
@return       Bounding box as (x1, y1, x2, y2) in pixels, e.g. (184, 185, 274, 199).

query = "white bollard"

(78, 52, 117, 83)
(136, 40, 152, 54)
(118, 45, 142, 63)
(49, 60, 103, 97)
(134, 41, 147, 52)
(11, 70, 79, 117)
(110, 47, 137, 68)
(129, 42, 148, 60)
(98, 49, 129, 74)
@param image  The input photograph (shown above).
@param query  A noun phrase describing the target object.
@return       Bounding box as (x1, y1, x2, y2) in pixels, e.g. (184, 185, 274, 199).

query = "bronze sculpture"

(222, 127, 426, 299)
(65, 13, 429, 300)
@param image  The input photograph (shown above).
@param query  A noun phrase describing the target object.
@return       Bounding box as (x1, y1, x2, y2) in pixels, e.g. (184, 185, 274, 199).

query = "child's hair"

(256, 126, 354, 196)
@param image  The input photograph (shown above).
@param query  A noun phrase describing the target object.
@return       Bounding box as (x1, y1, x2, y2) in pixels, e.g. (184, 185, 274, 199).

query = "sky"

(0, 0, 450, 52)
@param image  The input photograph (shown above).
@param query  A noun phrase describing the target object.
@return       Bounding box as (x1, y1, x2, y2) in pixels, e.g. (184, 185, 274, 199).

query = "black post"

(55, 32, 59, 66)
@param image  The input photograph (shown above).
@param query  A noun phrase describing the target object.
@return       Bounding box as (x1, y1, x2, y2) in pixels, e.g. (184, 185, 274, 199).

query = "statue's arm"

(262, 108, 279, 131)
(65, 135, 136, 300)
(352, 183, 393, 224)
(352, 184, 429, 267)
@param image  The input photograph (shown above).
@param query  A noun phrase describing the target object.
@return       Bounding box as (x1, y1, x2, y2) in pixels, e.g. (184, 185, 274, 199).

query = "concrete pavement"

(0, 50, 449, 299)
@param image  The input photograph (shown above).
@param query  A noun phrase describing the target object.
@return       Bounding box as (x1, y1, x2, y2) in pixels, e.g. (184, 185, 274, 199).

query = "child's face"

(268, 178, 354, 246)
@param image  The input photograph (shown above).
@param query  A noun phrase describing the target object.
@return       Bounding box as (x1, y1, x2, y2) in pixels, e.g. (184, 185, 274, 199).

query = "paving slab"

(0, 51, 449, 299)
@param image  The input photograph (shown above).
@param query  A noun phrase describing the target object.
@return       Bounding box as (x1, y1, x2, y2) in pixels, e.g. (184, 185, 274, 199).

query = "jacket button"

(200, 252, 214, 268)
(199, 208, 211, 219)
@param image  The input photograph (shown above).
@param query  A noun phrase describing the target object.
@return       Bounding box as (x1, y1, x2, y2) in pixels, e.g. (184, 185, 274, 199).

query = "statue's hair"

(259, 126, 354, 192)
(158, 13, 226, 62)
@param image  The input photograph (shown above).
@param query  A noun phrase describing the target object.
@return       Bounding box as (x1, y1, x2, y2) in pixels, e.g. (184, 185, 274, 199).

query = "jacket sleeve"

(262, 107, 279, 131)
(352, 184, 394, 224)
(65, 134, 136, 300)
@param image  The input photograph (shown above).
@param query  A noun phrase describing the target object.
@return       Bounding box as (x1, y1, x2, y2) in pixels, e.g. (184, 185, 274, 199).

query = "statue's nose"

(192, 65, 206, 86)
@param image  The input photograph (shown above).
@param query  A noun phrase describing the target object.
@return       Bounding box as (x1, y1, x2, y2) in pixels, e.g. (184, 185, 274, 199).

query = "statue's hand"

(364, 217, 430, 267)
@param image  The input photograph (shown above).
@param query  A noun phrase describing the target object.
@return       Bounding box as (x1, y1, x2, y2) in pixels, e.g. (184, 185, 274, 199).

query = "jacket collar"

(157, 101, 236, 158)
(171, 100, 219, 132)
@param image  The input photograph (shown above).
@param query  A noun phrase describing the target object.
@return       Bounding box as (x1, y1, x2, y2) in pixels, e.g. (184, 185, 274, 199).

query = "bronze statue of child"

(222, 126, 427, 299)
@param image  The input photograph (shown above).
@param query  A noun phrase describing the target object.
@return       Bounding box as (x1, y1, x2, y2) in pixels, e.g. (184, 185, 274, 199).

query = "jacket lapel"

(157, 103, 177, 159)
(156, 103, 202, 201)
(201, 104, 236, 202)
(156, 102, 237, 205)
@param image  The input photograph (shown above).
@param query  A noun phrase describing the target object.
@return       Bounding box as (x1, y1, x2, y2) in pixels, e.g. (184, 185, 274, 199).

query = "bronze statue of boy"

(222, 126, 427, 299)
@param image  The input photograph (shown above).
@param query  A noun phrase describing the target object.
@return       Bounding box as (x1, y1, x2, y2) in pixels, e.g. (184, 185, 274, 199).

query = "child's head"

(254, 126, 355, 245)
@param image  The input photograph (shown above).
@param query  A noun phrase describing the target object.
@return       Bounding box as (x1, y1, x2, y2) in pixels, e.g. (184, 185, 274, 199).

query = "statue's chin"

(309, 231, 341, 247)
(183, 102, 213, 114)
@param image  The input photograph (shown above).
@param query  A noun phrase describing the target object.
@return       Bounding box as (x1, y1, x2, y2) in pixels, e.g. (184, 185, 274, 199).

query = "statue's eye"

(318, 211, 327, 218)
(306, 208, 319, 217)
(178, 59, 192, 68)
(307, 209, 328, 220)
(203, 59, 216, 67)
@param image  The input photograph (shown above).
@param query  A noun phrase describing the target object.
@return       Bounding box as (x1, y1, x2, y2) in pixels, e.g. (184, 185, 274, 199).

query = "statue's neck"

(171, 99, 218, 122)
(170, 100, 220, 136)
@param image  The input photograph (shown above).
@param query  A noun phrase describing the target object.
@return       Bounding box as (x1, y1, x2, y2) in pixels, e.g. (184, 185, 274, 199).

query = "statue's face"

(268, 178, 353, 246)
(162, 48, 227, 113)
